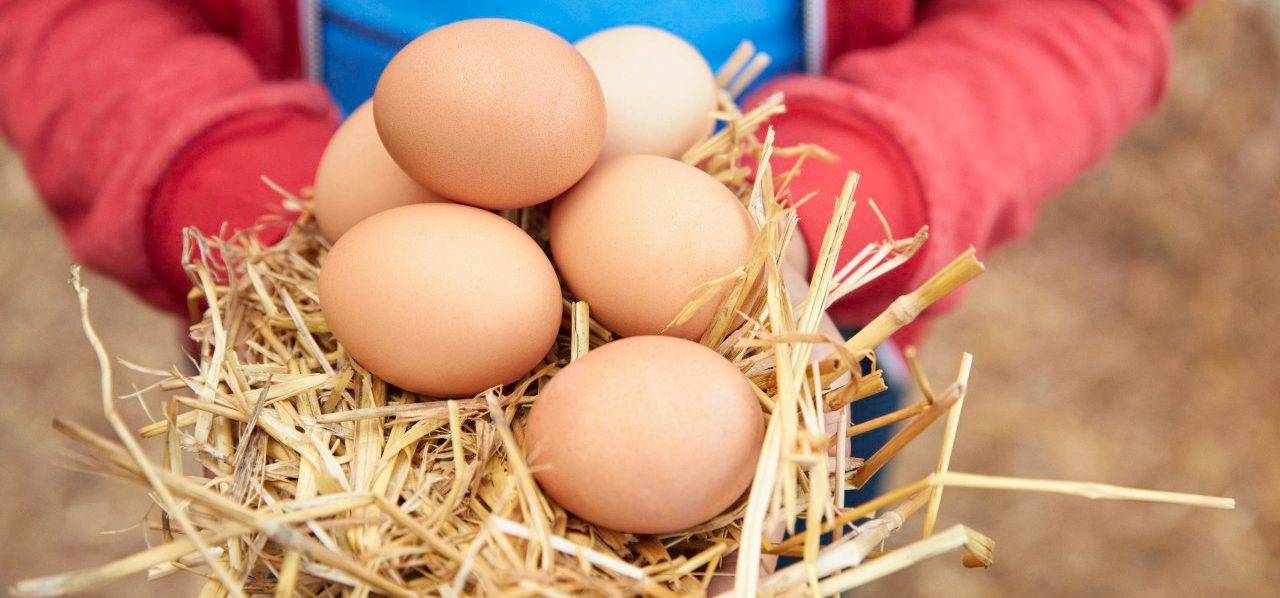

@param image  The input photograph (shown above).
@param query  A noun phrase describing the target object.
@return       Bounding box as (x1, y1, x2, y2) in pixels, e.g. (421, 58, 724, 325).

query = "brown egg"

(550, 155, 754, 340)
(313, 101, 445, 243)
(525, 336, 762, 534)
(318, 203, 561, 397)
(373, 19, 605, 209)
(575, 26, 718, 161)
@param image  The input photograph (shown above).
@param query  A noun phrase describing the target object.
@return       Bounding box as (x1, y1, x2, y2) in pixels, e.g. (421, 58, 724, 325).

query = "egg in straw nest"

(12, 33, 1234, 598)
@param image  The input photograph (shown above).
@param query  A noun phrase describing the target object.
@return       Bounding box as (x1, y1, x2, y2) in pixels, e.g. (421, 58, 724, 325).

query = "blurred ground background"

(1, 1, 1276, 596)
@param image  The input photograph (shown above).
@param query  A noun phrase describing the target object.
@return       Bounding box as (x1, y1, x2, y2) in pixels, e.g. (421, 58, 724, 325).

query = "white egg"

(575, 26, 719, 161)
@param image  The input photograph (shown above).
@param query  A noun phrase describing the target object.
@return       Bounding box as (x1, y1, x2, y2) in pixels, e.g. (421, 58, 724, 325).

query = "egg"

(318, 203, 562, 397)
(575, 26, 718, 161)
(550, 155, 754, 340)
(313, 101, 445, 243)
(373, 19, 606, 209)
(524, 336, 762, 534)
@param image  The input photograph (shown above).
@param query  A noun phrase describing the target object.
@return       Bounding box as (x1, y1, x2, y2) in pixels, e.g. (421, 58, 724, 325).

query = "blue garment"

(316, 0, 808, 114)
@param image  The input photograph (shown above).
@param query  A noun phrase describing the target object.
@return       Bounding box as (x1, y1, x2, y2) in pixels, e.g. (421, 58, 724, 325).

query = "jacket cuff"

(145, 92, 338, 311)
(749, 76, 935, 336)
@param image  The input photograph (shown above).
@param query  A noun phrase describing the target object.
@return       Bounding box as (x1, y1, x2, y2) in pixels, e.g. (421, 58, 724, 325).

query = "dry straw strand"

(922, 352, 974, 538)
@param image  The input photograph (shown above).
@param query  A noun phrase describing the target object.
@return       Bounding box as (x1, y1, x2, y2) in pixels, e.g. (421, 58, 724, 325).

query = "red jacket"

(0, 0, 1191, 335)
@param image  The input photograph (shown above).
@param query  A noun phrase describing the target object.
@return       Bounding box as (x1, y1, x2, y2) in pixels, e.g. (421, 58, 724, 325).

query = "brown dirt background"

(1, 2, 1276, 596)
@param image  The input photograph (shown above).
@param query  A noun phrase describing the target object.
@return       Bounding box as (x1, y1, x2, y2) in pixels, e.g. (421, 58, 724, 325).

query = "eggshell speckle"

(373, 19, 605, 209)
(524, 336, 762, 534)
(575, 26, 718, 161)
(319, 203, 562, 397)
(550, 155, 754, 340)
(313, 102, 445, 243)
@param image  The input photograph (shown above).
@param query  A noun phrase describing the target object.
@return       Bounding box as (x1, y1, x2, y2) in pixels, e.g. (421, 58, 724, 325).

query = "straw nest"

(13, 43, 1233, 598)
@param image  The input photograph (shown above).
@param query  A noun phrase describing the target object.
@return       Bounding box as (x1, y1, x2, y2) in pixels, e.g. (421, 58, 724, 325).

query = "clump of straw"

(13, 42, 1232, 598)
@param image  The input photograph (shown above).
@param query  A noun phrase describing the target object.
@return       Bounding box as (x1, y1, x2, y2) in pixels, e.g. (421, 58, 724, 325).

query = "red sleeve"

(0, 0, 337, 310)
(145, 107, 336, 307)
(758, 0, 1191, 338)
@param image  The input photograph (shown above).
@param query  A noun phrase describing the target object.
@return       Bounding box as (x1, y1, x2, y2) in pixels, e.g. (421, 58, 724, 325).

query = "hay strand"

(931, 472, 1236, 510)
(922, 352, 974, 538)
(816, 525, 995, 595)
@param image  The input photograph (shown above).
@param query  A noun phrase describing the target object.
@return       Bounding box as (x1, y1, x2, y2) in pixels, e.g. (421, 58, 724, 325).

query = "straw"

(922, 353, 973, 538)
